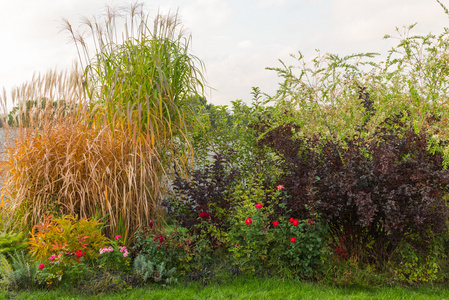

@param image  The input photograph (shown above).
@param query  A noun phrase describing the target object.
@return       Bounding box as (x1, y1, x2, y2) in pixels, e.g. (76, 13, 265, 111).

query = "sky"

(1, 0, 449, 109)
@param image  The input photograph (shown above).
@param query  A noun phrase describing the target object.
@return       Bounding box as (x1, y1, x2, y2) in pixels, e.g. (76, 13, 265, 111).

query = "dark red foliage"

(258, 120, 449, 263)
(172, 154, 239, 249)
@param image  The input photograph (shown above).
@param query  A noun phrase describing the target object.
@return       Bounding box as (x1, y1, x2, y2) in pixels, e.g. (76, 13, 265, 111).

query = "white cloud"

(253, 0, 287, 9)
(180, 0, 233, 35)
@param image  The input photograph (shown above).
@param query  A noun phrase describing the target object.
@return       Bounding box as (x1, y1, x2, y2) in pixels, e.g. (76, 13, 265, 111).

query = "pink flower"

(199, 211, 210, 218)
(272, 221, 279, 227)
(39, 264, 45, 270)
(255, 203, 263, 209)
(114, 235, 121, 240)
(292, 219, 299, 226)
(120, 246, 127, 253)
(245, 218, 252, 225)
(123, 252, 128, 257)
(290, 237, 296, 243)
(277, 185, 285, 191)
(49, 255, 56, 261)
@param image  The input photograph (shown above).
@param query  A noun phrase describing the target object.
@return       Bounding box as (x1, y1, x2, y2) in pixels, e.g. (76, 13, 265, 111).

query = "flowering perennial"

(199, 211, 210, 218)
(154, 235, 164, 243)
(99, 246, 114, 254)
(99, 245, 129, 257)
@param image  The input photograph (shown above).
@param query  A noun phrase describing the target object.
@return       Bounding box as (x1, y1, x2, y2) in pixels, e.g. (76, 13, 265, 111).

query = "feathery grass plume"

(63, 3, 206, 233)
(0, 2, 206, 238)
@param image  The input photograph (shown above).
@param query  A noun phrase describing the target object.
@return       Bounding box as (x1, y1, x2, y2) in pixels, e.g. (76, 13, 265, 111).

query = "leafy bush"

(0, 251, 41, 291)
(389, 235, 447, 285)
(28, 215, 107, 261)
(0, 231, 28, 255)
(192, 90, 280, 184)
(97, 236, 131, 272)
(133, 254, 177, 285)
(172, 154, 239, 251)
(258, 121, 449, 264)
(228, 179, 326, 278)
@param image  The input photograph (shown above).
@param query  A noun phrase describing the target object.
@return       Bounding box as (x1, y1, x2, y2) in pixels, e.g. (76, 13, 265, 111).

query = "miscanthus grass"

(0, 2, 206, 238)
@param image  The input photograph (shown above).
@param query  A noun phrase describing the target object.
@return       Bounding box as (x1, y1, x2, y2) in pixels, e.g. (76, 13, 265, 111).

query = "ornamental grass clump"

(0, 3, 206, 237)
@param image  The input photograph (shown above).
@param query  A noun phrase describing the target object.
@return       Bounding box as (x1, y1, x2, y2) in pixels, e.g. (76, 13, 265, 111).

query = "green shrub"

(320, 257, 387, 288)
(172, 154, 239, 252)
(0, 231, 28, 256)
(0, 251, 41, 291)
(133, 254, 177, 286)
(97, 236, 131, 272)
(228, 177, 326, 278)
(28, 215, 107, 262)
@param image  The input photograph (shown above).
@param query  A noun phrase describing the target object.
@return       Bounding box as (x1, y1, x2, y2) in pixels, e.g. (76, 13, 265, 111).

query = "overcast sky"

(1, 0, 449, 108)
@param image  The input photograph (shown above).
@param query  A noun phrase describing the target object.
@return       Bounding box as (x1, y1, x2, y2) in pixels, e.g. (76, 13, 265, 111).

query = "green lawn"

(3, 276, 449, 300)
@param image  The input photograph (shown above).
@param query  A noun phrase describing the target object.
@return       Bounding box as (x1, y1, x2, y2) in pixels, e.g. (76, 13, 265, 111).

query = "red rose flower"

(148, 221, 154, 228)
(75, 250, 83, 258)
(114, 235, 121, 240)
(199, 211, 210, 218)
(236, 243, 239, 247)
(289, 217, 294, 223)
(277, 185, 285, 190)
(309, 220, 313, 225)
(255, 203, 263, 209)
(245, 218, 252, 225)
(39, 264, 45, 270)
(292, 219, 299, 226)
(290, 237, 296, 243)
(272, 221, 279, 227)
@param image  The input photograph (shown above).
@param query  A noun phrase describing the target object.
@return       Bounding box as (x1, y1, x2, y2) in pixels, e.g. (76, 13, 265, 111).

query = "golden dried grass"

(0, 3, 205, 238)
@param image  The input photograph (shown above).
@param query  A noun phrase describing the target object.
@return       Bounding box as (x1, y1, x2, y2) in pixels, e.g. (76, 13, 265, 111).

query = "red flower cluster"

(255, 203, 263, 209)
(199, 211, 210, 218)
(75, 249, 86, 258)
(290, 237, 296, 243)
(39, 264, 45, 270)
(114, 235, 121, 240)
(154, 235, 164, 243)
(245, 218, 252, 225)
(272, 221, 279, 227)
(289, 218, 299, 226)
